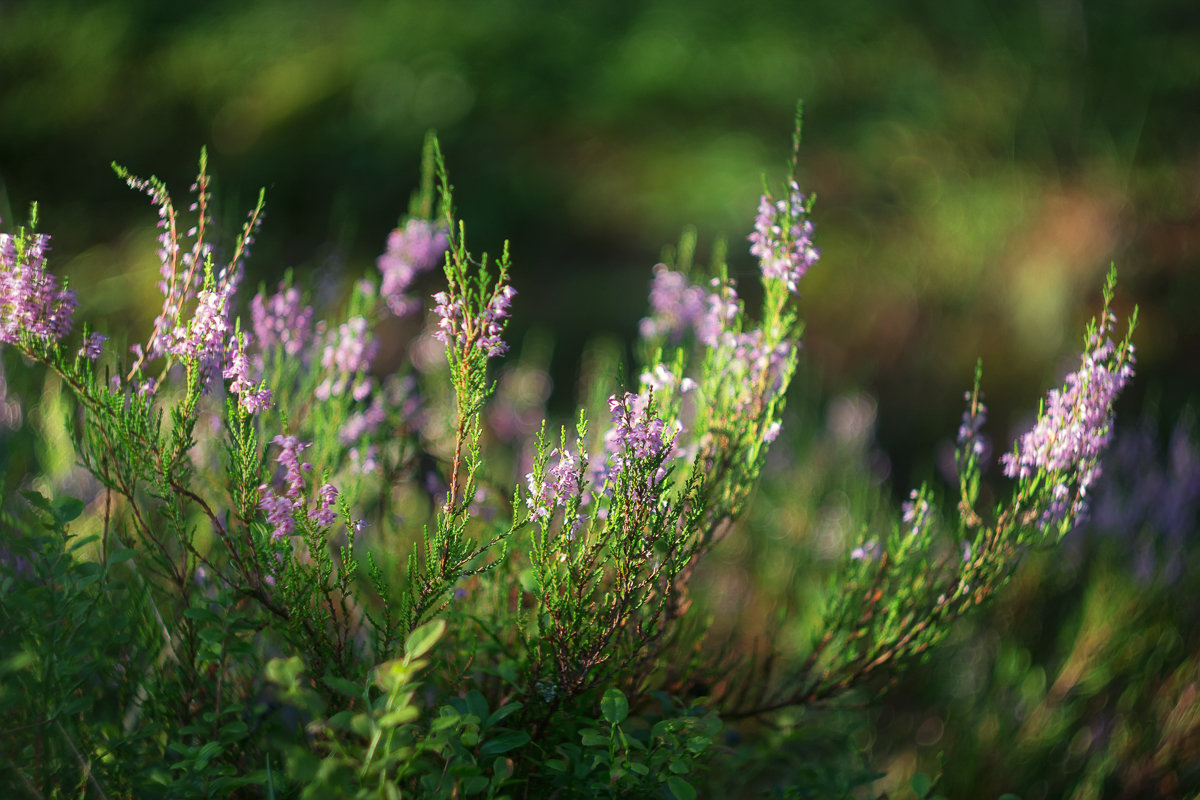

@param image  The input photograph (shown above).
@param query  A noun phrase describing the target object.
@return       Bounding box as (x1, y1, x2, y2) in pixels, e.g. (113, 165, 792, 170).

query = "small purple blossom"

(316, 317, 378, 401)
(271, 434, 313, 499)
(223, 338, 272, 414)
(748, 179, 819, 294)
(1001, 293, 1136, 526)
(851, 538, 880, 562)
(308, 483, 339, 526)
(259, 491, 296, 540)
(78, 332, 107, 361)
(479, 284, 517, 357)
(1, 228, 77, 346)
(605, 392, 674, 487)
(526, 444, 586, 523)
(900, 489, 931, 537)
(957, 388, 991, 462)
(639, 265, 710, 343)
(251, 282, 314, 359)
(432, 279, 516, 358)
(639, 267, 737, 348)
(377, 219, 449, 317)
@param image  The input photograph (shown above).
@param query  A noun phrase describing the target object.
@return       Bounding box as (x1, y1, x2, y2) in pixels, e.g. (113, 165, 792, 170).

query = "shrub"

(0, 117, 1137, 798)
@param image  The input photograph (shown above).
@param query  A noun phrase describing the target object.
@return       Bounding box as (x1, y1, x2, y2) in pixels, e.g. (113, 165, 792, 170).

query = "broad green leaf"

(486, 702, 523, 728)
(106, 548, 137, 566)
(479, 730, 530, 757)
(580, 728, 607, 747)
(601, 688, 628, 724)
(53, 497, 85, 524)
(667, 776, 696, 800)
(404, 618, 446, 661)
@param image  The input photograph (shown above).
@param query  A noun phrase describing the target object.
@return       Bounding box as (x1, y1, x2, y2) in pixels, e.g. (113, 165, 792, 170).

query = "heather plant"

(0, 117, 1139, 798)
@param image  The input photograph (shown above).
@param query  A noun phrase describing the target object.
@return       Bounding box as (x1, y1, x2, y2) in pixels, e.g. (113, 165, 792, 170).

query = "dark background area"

(2, 0, 1197, 499)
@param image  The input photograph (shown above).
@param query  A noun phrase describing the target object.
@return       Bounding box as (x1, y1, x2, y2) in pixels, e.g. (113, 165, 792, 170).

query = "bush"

(0, 117, 1140, 798)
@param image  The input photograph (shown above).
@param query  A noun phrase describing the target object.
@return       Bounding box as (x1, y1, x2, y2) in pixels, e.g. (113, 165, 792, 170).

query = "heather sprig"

(0, 212, 77, 349)
(735, 271, 1137, 717)
(1001, 265, 1138, 530)
(114, 149, 265, 390)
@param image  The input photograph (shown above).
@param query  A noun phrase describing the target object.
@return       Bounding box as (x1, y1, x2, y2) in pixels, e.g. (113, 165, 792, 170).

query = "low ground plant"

(0, 117, 1139, 798)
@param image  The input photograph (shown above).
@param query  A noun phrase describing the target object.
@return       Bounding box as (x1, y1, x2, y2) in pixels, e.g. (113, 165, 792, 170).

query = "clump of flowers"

(1001, 271, 1137, 526)
(316, 316, 378, 401)
(0, 222, 77, 346)
(748, 178, 819, 295)
(377, 218, 449, 316)
(432, 282, 516, 359)
(251, 280, 315, 359)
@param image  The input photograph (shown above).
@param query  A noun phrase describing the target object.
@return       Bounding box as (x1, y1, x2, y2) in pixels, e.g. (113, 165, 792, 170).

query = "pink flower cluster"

(1, 228, 77, 346)
(223, 338, 272, 414)
(258, 435, 340, 539)
(1001, 305, 1136, 524)
(526, 443, 585, 523)
(377, 219, 449, 317)
(432, 281, 516, 358)
(316, 317, 378, 401)
(251, 282, 315, 359)
(605, 391, 675, 486)
(748, 179, 820, 294)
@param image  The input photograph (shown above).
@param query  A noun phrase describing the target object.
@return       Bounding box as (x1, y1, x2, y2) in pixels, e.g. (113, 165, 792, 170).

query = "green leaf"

(105, 548, 137, 566)
(479, 730, 530, 757)
(580, 728, 608, 748)
(667, 776, 696, 800)
(379, 706, 420, 728)
(491, 756, 513, 782)
(404, 618, 446, 661)
(53, 497, 85, 524)
(21, 490, 51, 513)
(601, 688, 629, 725)
(485, 702, 523, 729)
(462, 775, 489, 795)
(911, 773, 933, 797)
(323, 676, 363, 698)
(265, 656, 306, 687)
(465, 689, 490, 721)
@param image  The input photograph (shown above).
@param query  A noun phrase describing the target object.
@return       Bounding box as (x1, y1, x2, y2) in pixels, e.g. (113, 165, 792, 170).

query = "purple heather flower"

(605, 391, 674, 486)
(479, 284, 517, 357)
(339, 395, 386, 444)
(432, 279, 516, 358)
(308, 483, 339, 526)
(223, 339, 272, 414)
(900, 489, 931, 537)
(1001, 305, 1136, 525)
(316, 316, 378, 401)
(78, 332, 107, 361)
(639, 265, 710, 343)
(850, 538, 880, 562)
(957, 389, 991, 462)
(1, 228, 77, 346)
(526, 444, 586, 523)
(259, 491, 296, 540)
(377, 219, 449, 317)
(748, 179, 819, 294)
(251, 282, 315, 359)
(271, 434, 313, 499)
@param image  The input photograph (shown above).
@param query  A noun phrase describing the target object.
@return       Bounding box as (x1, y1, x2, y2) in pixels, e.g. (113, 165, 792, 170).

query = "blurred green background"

(3, 0, 1197, 490)
(3, 1, 1200, 795)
